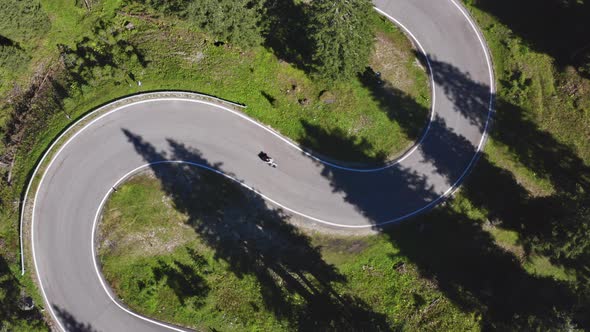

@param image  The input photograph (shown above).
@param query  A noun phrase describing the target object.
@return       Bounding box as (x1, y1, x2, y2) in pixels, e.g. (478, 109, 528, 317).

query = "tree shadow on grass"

(360, 55, 491, 138)
(297, 65, 438, 164)
(491, 98, 590, 194)
(359, 66, 432, 141)
(307, 58, 589, 328)
(299, 120, 388, 165)
(151, 248, 210, 307)
(471, 0, 590, 77)
(383, 206, 577, 330)
(122, 129, 393, 330)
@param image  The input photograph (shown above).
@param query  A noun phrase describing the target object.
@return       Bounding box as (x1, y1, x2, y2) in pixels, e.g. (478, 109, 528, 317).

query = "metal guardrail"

(20, 91, 246, 275)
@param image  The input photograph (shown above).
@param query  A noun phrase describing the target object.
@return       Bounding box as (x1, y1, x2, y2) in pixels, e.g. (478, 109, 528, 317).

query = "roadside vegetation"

(0, 0, 428, 329)
(99, 0, 590, 331)
(0, 0, 589, 330)
(462, 0, 590, 327)
(99, 170, 479, 331)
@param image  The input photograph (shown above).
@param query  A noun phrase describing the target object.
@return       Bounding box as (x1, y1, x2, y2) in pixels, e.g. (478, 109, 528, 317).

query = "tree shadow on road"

(305, 57, 589, 328)
(122, 129, 393, 330)
(52, 305, 97, 332)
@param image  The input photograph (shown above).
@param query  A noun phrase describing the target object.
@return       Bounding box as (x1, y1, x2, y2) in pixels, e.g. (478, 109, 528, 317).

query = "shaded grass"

(94, 2, 590, 330)
(460, 0, 590, 289)
(99, 173, 478, 331)
(463, 2, 590, 190)
(0, 1, 429, 328)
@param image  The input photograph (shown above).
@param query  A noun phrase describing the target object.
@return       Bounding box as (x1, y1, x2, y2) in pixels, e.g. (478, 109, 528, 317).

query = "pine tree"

(186, 0, 266, 48)
(308, 0, 374, 81)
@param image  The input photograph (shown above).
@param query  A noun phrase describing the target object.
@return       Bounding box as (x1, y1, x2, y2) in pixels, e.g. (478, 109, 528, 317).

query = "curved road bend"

(32, 0, 493, 330)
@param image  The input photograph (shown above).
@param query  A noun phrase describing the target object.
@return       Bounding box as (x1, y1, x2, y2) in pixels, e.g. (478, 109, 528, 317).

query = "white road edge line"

(21, 94, 243, 275)
(22, 7, 436, 273)
(92, 162, 194, 331)
(90, 4, 496, 328)
(28, 2, 495, 331)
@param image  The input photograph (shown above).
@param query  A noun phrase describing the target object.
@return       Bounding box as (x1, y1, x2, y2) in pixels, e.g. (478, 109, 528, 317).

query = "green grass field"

(97, 2, 590, 329)
(0, 1, 431, 329)
(99, 171, 479, 331)
(1, 0, 589, 330)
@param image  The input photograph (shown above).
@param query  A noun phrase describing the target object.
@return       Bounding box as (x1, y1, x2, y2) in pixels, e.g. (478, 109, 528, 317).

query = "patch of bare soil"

(370, 31, 414, 92)
(314, 235, 372, 255)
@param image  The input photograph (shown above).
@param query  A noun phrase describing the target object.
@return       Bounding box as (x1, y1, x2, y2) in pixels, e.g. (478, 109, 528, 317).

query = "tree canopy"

(308, 0, 374, 81)
(185, 0, 267, 48)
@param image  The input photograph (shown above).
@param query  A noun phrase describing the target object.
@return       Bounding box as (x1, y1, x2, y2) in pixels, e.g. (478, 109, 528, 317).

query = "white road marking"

(92, 163, 192, 332)
(26, 1, 495, 330)
(23, 9, 438, 276)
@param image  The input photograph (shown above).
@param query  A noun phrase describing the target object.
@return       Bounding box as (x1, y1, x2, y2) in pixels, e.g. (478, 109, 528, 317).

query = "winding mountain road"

(29, 0, 494, 330)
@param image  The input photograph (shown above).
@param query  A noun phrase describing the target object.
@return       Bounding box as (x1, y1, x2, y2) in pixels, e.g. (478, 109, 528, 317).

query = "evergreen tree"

(186, 0, 266, 48)
(308, 0, 374, 81)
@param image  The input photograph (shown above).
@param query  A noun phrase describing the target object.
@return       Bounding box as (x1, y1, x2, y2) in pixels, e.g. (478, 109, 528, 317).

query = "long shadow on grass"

(383, 204, 578, 330)
(361, 56, 491, 134)
(151, 247, 210, 307)
(299, 120, 388, 164)
(298, 55, 491, 169)
(471, 0, 590, 76)
(122, 129, 393, 330)
(303, 115, 585, 328)
(307, 58, 589, 328)
(491, 98, 590, 194)
(359, 67, 431, 143)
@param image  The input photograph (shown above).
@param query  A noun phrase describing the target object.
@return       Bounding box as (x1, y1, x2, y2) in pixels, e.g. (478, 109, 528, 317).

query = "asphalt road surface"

(30, 0, 494, 330)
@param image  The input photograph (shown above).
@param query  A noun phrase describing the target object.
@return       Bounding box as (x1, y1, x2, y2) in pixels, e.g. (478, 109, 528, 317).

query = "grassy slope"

(2, 0, 588, 329)
(99, 2, 590, 330)
(462, 2, 589, 278)
(0, 0, 429, 329)
(465, 2, 590, 193)
(99, 174, 479, 331)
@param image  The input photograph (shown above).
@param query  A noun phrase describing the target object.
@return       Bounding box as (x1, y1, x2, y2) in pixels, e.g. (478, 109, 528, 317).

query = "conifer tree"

(308, 0, 374, 81)
(187, 0, 266, 48)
